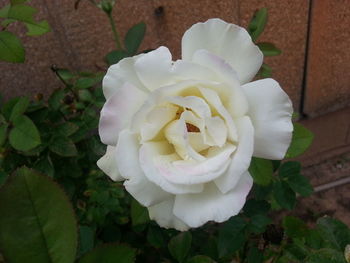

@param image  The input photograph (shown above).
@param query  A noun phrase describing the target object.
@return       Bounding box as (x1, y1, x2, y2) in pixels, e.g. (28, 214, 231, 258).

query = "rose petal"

(97, 146, 123, 181)
(173, 174, 253, 228)
(242, 79, 293, 160)
(214, 116, 254, 193)
(99, 83, 148, 145)
(134, 46, 175, 91)
(116, 130, 172, 206)
(148, 198, 189, 231)
(103, 54, 148, 99)
(182, 18, 263, 84)
(139, 141, 204, 194)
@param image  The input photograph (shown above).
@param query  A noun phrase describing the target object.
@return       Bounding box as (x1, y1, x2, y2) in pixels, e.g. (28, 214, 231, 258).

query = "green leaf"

(78, 244, 136, 263)
(0, 122, 8, 146)
(286, 123, 314, 158)
(306, 229, 323, 249)
(282, 216, 309, 238)
(105, 50, 128, 65)
(75, 77, 100, 89)
(49, 136, 77, 157)
(55, 68, 75, 81)
(9, 115, 41, 151)
(9, 96, 29, 121)
(168, 232, 192, 263)
(33, 155, 54, 178)
(279, 162, 313, 197)
(78, 89, 93, 102)
(248, 214, 272, 234)
(273, 180, 296, 210)
(25, 20, 50, 36)
(0, 5, 10, 18)
(247, 246, 263, 263)
(0, 167, 78, 263)
(249, 157, 273, 186)
(0, 31, 25, 63)
(257, 42, 282, 56)
(147, 225, 165, 248)
(124, 22, 146, 55)
(258, 63, 272, 78)
(283, 243, 309, 262)
(48, 88, 65, 110)
(316, 217, 350, 251)
(306, 248, 347, 263)
(248, 8, 268, 42)
(0, 171, 8, 186)
(10, 0, 28, 5)
(131, 198, 149, 226)
(57, 122, 79, 136)
(218, 216, 247, 257)
(78, 226, 95, 257)
(243, 199, 271, 217)
(187, 255, 215, 263)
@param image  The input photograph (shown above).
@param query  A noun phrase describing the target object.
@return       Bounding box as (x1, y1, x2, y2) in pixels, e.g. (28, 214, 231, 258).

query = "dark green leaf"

(248, 214, 272, 234)
(49, 136, 77, 157)
(243, 199, 271, 217)
(33, 155, 54, 178)
(282, 216, 309, 238)
(78, 226, 95, 257)
(131, 198, 149, 226)
(279, 161, 301, 179)
(168, 232, 192, 263)
(316, 217, 350, 251)
(75, 77, 100, 89)
(0, 167, 78, 263)
(0, 171, 8, 186)
(187, 255, 214, 263)
(306, 229, 323, 249)
(286, 123, 314, 158)
(273, 180, 296, 210)
(57, 122, 79, 136)
(2, 97, 20, 120)
(0, 4, 10, 18)
(105, 50, 128, 65)
(218, 216, 247, 257)
(78, 244, 136, 263)
(9, 96, 29, 121)
(0, 122, 8, 146)
(306, 248, 347, 263)
(283, 243, 309, 262)
(78, 89, 93, 102)
(258, 63, 272, 78)
(0, 31, 25, 63)
(249, 157, 273, 186)
(10, 0, 28, 5)
(55, 68, 75, 81)
(9, 115, 41, 151)
(48, 88, 65, 110)
(247, 246, 263, 263)
(248, 8, 268, 42)
(257, 42, 282, 56)
(124, 22, 146, 55)
(147, 225, 165, 248)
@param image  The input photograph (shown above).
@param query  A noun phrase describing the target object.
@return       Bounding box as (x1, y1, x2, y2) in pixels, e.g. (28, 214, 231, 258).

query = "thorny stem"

(107, 12, 123, 50)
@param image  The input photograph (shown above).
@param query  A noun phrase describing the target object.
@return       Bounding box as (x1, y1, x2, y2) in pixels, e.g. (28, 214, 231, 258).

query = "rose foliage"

(98, 18, 293, 230)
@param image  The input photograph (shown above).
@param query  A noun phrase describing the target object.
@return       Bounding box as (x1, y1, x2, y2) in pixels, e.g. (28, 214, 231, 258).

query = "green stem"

(107, 13, 122, 50)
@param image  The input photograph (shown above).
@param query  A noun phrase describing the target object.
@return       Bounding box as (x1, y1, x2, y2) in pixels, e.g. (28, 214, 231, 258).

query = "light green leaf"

(9, 115, 41, 151)
(9, 96, 29, 121)
(249, 157, 273, 186)
(286, 123, 314, 158)
(49, 136, 77, 157)
(78, 244, 136, 263)
(248, 8, 268, 42)
(0, 31, 25, 63)
(168, 232, 192, 263)
(25, 20, 50, 36)
(124, 22, 146, 55)
(282, 216, 309, 238)
(257, 42, 282, 56)
(0, 167, 78, 263)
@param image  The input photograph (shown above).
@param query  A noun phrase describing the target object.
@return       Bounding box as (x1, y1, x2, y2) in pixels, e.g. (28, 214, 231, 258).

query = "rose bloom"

(97, 19, 293, 231)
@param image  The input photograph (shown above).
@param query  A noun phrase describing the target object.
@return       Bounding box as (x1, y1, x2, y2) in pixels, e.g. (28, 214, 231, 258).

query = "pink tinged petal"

(193, 50, 249, 118)
(214, 116, 254, 194)
(140, 104, 179, 142)
(173, 174, 253, 228)
(198, 86, 238, 142)
(99, 83, 148, 145)
(182, 18, 263, 84)
(139, 141, 204, 194)
(97, 146, 123, 181)
(134, 46, 175, 91)
(148, 198, 190, 231)
(102, 54, 148, 99)
(115, 130, 171, 206)
(241, 79, 293, 160)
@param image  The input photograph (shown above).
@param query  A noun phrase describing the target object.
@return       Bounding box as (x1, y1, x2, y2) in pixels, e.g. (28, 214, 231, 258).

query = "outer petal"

(99, 83, 148, 145)
(214, 117, 254, 194)
(182, 18, 263, 84)
(134, 46, 175, 91)
(116, 130, 172, 206)
(148, 198, 189, 231)
(242, 79, 293, 160)
(102, 54, 148, 99)
(173, 174, 253, 228)
(97, 146, 123, 181)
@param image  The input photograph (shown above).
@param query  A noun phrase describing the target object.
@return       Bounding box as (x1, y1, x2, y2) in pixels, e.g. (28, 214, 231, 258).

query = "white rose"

(97, 18, 293, 231)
